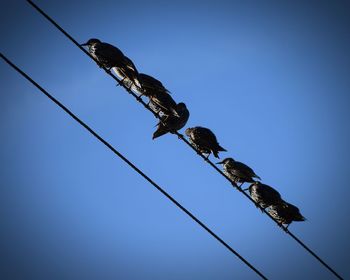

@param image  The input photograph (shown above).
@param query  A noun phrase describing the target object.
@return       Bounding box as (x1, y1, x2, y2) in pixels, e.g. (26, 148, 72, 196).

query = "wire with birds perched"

(22, 1, 344, 279)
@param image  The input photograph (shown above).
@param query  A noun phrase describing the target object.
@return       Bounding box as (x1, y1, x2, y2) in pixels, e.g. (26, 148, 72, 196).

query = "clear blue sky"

(1, 0, 349, 279)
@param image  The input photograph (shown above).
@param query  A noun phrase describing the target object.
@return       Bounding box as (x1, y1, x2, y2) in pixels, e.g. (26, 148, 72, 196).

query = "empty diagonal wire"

(0, 52, 269, 280)
(24, 1, 344, 279)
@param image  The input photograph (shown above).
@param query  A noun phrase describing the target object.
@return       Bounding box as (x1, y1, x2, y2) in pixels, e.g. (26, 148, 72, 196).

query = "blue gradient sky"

(1, 0, 349, 279)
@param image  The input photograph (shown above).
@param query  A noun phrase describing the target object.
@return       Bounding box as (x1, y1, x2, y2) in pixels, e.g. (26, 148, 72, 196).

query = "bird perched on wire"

(185, 127, 226, 158)
(80, 38, 141, 88)
(137, 73, 179, 117)
(138, 73, 170, 97)
(216, 157, 261, 186)
(153, 103, 189, 139)
(268, 200, 306, 228)
(149, 91, 180, 117)
(112, 55, 142, 89)
(245, 182, 282, 211)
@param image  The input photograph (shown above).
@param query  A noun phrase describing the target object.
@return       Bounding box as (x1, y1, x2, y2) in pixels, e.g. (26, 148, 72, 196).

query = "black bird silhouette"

(268, 200, 306, 228)
(216, 157, 261, 185)
(112, 55, 142, 89)
(185, 127, 226, 158)
(137, 73, 178, 116)
(138, 73, 170, 97)
(245, 182, 282, 211)
(153, 103, 189, 139)
(81, 38, 141, 88)
(149, 92, 179, 117)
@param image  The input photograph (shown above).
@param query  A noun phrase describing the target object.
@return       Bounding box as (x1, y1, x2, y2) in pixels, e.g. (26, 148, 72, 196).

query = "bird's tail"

(124, 67, 142, 89)
(213, 150, 220, 159)
(217, 145, 227, 152)
(254, 174, 262, 180)
(123, 56, 142, 90)
(295, 215, 306, 222)
(152, 124, 168, 139)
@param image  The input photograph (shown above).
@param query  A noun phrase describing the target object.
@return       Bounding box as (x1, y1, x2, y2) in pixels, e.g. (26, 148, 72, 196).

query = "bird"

(137, 73, 178, 116)
(185, 127, 226, 158)
(245, 182, 282, 211)
(149, 91, 179, 117)
(153, 103, 189, 139)
(112, 55, 142, 89)
(216, 157, 261, 185)
(138, 73, 170, 98)
(268, 200, 306, 228)
(80, 38, 141, 88)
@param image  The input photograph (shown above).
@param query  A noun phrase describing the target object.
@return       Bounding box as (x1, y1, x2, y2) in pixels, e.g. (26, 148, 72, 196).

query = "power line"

(24, 2, 344, 279)
(0, 52, 269, 280)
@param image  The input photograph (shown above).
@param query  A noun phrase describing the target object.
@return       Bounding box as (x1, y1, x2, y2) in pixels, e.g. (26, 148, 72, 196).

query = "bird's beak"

(80, 42, 88, 46)
(216, 161, 223, 164)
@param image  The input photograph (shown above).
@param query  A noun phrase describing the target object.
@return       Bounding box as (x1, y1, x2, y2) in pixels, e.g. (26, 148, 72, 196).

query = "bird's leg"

(194, 147, 202, 156)
(95, 61, 103, 68)
(135, 94, 142, 102)
(127, 80, 134, 90)
(138, 89, 145, 97)
(232, 177, 240, 188)
(119, 77, 126, 84)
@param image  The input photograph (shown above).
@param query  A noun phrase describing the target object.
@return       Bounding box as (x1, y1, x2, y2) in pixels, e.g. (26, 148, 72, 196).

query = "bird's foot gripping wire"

(277, 222, 289, 233)
(193, 147, 202, 157)
(115, 77, 125, 88)
(203, 153, 211, 162)
(255, 204, 265, 213)
(95, 61, 104, 68)
(174, 133, 182, 139)
(135, 94, 143, 102)
(104, 67, 112, 76)
(234, 183, 244, 192)
(259, 207, 265, 213)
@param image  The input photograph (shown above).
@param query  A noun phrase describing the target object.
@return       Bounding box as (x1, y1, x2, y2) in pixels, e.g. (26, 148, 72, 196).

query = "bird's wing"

(234, 162, 255, 176)
(139, 74, 169, 95)
(151, 93, 177, 111)
(101, 43, 124, 57)
(123, 56, 138, 72)
(263, 185, 281, 199)
(285, 202, 305, 220)
(191, 129, 210, 147)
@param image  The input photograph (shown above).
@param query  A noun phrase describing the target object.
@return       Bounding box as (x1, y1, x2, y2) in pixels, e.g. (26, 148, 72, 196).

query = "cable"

(24, 2, 344, 279)
(1, 52, 269, 280)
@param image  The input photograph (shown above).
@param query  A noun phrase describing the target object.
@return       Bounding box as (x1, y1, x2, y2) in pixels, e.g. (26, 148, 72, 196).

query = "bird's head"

(216, 157, 235, 165)
(185, 127, 193, 137)
(176, 102, 187, 111)
(80, 38, 101, 46)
